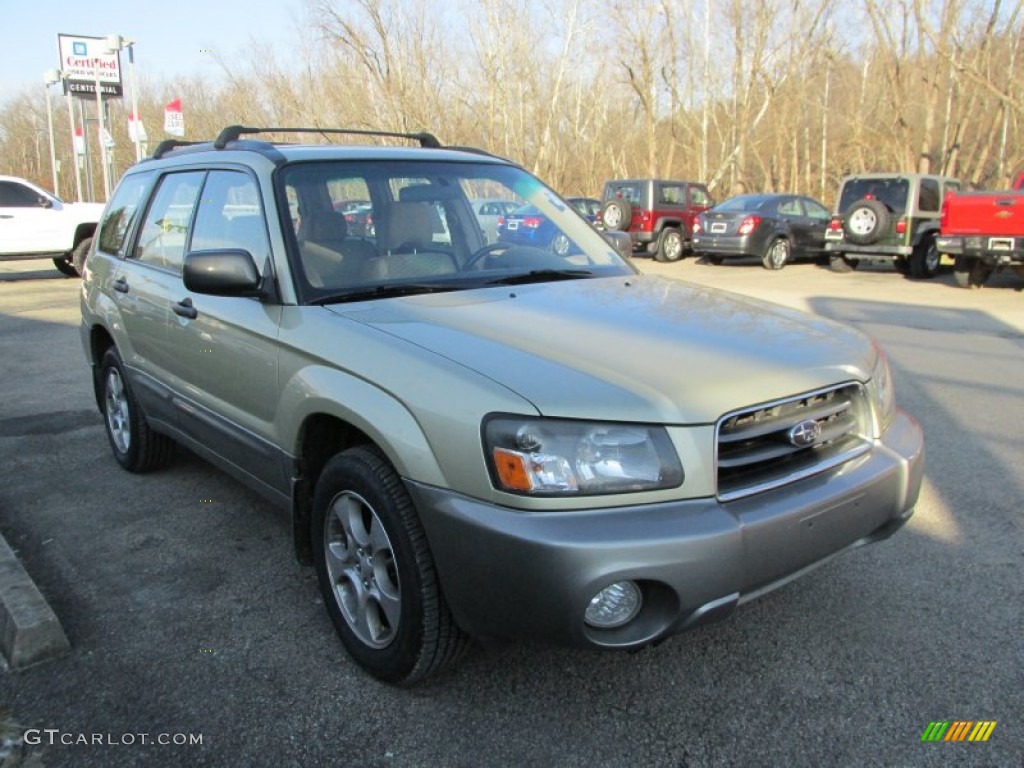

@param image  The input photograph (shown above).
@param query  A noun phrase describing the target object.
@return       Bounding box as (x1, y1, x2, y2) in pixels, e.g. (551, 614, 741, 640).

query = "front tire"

(761, 237, 790, 270)
(312, 446, 469, 685)
(654, 228, 684, 262)
(53, 255, 79, 277)
(99, 348, 175, 472)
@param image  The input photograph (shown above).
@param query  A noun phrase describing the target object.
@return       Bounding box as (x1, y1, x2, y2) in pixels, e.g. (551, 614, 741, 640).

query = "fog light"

(584, 581, 642, 628)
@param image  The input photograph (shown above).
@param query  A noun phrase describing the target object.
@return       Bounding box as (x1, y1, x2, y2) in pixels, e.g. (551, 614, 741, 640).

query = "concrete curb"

(0, 533, 69, 669)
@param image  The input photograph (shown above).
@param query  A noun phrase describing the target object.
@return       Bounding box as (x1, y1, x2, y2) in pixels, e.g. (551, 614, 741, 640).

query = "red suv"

(599, 178, 713, 262)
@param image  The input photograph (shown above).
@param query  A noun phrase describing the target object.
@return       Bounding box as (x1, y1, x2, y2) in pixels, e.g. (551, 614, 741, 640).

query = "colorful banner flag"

(128, 113, 147, 143)
(73, 127, 85, 156)
(164, 98, 184, 137)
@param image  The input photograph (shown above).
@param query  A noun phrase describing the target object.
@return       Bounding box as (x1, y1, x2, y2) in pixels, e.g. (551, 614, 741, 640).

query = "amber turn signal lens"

(492, 447, 533, 491)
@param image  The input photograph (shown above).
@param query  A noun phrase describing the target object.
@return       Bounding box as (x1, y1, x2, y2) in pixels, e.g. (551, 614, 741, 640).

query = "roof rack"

(151, 139, 203, 159)
(213, 125, 442, 150)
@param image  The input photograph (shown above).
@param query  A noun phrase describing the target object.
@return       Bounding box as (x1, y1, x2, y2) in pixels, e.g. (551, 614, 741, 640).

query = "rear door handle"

(113, 276, 129, 293)
(173, 297, 198, 319)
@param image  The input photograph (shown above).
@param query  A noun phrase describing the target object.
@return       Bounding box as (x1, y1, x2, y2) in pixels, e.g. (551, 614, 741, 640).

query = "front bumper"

(409, 411, 923, 649)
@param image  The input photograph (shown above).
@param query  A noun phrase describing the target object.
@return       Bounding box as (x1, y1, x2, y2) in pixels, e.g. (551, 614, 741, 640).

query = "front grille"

(716, 383, 871, 501)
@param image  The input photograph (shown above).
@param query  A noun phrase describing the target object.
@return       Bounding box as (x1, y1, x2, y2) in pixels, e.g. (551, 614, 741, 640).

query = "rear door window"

(133, 171, 205, 272)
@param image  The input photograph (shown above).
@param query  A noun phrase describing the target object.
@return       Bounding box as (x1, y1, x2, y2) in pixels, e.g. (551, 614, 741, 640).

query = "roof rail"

(213, 125, 442, 150)
(151, 139, 203, 159)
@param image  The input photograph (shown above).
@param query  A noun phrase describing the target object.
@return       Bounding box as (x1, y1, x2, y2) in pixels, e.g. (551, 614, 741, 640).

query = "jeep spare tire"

(600, 199, 632, 231)
(843, 199, 890, 245)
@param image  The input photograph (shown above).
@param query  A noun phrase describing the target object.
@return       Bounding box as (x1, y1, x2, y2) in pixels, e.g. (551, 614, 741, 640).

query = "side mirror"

(603, 230, 633, 260)
(183, 249, 263, 297)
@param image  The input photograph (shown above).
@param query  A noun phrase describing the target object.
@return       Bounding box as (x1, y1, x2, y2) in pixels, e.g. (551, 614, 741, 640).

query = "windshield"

(279, 159, 634, 303)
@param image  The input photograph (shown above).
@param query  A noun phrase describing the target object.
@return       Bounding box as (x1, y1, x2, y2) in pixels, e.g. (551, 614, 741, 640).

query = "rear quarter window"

(97, 172, 155, 256)
(918, 179, 940, 212)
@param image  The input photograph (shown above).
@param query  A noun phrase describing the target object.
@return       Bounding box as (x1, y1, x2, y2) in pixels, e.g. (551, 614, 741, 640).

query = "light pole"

(43, 70, 60, 194)
(105, 35, 142, 163)
(94, 61, 111, 200)
(63, 74, 85, 203)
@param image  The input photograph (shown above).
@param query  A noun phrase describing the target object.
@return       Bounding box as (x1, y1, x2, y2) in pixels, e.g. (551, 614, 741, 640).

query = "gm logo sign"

(73, 41, 87, 56)
(921, 721, 997, 742)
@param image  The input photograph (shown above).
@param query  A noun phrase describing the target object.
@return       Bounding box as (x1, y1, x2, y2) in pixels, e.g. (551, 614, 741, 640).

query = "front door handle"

(173, 297, 198, 319)
(113, 276, 129, 294)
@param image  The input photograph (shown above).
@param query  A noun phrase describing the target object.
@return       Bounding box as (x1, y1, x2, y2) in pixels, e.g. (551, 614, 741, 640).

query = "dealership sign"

(57, 34, 123, 97)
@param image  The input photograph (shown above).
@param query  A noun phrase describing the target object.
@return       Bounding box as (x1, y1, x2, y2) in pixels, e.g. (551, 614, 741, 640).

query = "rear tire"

(908, 238, 940, 279)
(953, 256, 992, 289)
(99, 348, 175, 472)
(829, 254, 858, 273)
(761, 238, 790, 270)
(550, 233, 571, 257)
(312, 446, 469, 685)
(654, 228, 684, 262)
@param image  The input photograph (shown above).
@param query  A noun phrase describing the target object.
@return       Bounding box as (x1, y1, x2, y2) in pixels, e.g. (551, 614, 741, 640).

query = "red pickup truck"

(936, 171, 1024, 288)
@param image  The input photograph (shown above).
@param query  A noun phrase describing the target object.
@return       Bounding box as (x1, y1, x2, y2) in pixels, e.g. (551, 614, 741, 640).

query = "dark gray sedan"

(692, 193, 831, 269)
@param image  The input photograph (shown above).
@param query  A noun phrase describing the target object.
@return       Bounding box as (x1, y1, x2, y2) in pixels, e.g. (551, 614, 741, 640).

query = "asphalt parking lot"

(1, 256, 1021, 767)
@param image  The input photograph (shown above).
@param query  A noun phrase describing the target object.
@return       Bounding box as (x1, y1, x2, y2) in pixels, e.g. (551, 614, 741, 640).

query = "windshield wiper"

(485, 269, 593, 286)
(311, 283, 459, 305)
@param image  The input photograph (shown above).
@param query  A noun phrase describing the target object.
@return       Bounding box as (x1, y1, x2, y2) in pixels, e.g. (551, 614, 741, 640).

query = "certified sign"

(57, 33, 123, 98)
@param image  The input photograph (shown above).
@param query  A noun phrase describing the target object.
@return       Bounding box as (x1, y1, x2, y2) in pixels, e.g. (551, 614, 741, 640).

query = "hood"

(67, 201, 107, 217)
(330, 275, 874, 424)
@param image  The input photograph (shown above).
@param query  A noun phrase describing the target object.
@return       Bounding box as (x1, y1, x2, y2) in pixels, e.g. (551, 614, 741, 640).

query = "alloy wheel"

(323, 490, 401, 649)
(104, 367, 132, 454)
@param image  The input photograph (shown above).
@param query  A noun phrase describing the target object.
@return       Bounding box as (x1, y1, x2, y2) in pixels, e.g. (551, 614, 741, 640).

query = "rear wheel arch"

(910, 221, 940, 248)
(653, 217, 683, 235)
(88, 326, 117, 409)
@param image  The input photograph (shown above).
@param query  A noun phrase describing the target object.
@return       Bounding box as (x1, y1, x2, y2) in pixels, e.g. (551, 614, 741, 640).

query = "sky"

(4, 0, 308, 106)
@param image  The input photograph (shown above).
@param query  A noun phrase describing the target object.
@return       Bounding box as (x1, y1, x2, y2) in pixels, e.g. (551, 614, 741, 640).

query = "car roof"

(605, 178, 702, 185)
(142, 126, 516, 169)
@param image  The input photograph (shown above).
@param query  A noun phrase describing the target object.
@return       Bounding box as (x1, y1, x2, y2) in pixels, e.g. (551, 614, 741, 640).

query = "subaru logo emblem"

(788, 419, 821, 448)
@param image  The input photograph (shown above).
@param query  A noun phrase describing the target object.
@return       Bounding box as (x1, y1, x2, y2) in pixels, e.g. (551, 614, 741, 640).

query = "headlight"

(867, 343, 896, 436)
(483, 416, 683, 496)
